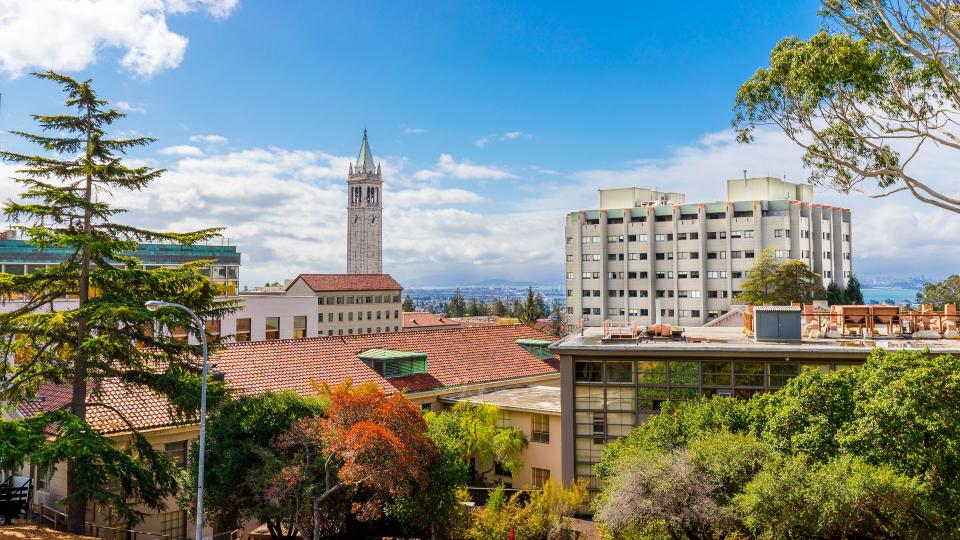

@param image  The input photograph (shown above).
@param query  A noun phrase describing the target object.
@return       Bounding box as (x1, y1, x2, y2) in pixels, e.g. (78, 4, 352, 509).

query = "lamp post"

(145, 300, 209, 540)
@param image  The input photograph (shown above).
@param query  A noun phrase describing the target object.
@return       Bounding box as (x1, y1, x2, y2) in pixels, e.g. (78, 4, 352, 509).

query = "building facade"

(550, 326, 960, 502)
(565, 178, 852, 327)
(0, 229, 241, 295)
(285, 273, 403, 335)
(347, 129, 383, 274)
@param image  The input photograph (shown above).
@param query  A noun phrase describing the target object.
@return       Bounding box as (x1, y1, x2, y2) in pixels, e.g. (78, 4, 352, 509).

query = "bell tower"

(347, 129, 383, 274)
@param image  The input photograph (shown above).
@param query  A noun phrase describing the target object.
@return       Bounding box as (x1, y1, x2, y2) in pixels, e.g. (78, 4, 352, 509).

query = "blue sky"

(0, 1, 955, 286)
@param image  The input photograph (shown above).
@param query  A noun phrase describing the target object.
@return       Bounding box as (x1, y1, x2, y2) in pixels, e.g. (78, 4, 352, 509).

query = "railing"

(464, 486, 538, 507)
(36, 504, 240, 540)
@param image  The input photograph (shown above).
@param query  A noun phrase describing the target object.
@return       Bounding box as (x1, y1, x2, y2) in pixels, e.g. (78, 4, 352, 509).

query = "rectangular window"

(769, 364, 800, 387)
(235, 318, 251, 342)
(734, 362, 765, 386)
(637, 386, 667, 411)
(730, 230, 742, 239)
(575, 361, 602, 382)
(265, 317, 280, 340)
(36, 463, 52, 491)
(496, 410, 511, 429)
(160, 511, 186, 539)
(743, 230, 754, 238)
(702, 362, 732, 386)
(775, 250, 789, 258)
(532, 414, 550, 444)
(575, 385, 604, 410)
(293, 315, 307, 339)
(606, 361, 634, 383)
(669, 361, 698, 385)
(637, 361, 666, 384)
(532, 467, 551, 486)
(164, 440, 188, 468)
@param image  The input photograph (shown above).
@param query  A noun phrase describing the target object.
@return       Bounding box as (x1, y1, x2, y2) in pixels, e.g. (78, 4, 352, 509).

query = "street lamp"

(145, 300, 209, 540)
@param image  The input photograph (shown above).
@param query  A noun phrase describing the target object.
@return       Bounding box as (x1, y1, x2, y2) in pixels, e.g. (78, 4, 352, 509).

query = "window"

(164, 440, 188, 468)
(823, 232, 831, 240)
(669, 361, 698, 385)
(655, 252, 673, 260)
(707, 271, 726, 279)
(575, 385, 604, 409)
(743, 230, 754, 238)
(608, 272, 624, 279)
(608, 253, 624, 261)
(734, 362, 765, 386)
(637, 386, 666, 411)
(235, 318, 251, 342)
(774, 229, 788, 237)
(606, 361, 634, 383)
(496, 410, 511, 429)
(769, 364, 800, 387)
(654, 234, 673, 241)
(707, 231, 727, 239)
(566, 254, 573, 262)
(532, 414, 550, 443)
(607, 235, 624, 243)
(636, 234, 648, 241)
(575, 361, 602, 382)
(745, 250, 755, 258)
(678, 309, 700, 318)
(637, 361, 666, 384)
(265, 317, 280, 340)
(824, 251, 832, 260)
(730, 230, 742, 239)
(566, 236, 574, 244)
(702, 362, 732, 385)
(36, 463, 52, 491)
(532, 467, 551, 486)
(160, 511, 186, 539)
(566, 272, 574, 279)
(775, 250, 789, 258)
(732, 271, 743, 279)
(293, 315, 307, 339)
(707, 251, 726, 259)
(582, 236, 601, 243)
(707, 212, 726, 219)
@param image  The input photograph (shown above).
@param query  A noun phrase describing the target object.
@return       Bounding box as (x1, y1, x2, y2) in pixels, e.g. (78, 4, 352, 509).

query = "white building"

(565, 177, 853, 327)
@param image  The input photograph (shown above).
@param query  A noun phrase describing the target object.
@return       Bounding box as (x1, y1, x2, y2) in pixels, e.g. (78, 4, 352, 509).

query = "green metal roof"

(357, 348, 427, 361)
(653, 205, 673, 216)
(705, 202, 727, 213)
(356, 129, 377, 173)
(515, 338, 553, 346)
(0, 240, 241, 266)
(733, 201, 755, 212)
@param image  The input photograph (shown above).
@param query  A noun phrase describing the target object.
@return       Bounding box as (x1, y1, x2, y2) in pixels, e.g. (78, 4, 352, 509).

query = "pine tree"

(845, 275, 865, 305)
(492, 298, 507, 317)
(401, 294, 415, 312)
(826, 281, 848, 305)
(444, 288, 466, 318)
(466, 297, 482, 317)
(735, 248, 781, 305)
(0, 72, 238, 532)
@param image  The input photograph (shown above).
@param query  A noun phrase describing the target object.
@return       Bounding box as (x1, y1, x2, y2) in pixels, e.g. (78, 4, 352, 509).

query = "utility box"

(754, 306, 802, 342)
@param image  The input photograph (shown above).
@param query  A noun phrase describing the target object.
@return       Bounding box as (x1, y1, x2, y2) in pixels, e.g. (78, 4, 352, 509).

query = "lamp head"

(145, 300, 172, 312)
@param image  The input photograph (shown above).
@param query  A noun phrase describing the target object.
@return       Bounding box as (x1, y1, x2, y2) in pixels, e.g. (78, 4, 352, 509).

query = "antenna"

(742, 169, 747, 180)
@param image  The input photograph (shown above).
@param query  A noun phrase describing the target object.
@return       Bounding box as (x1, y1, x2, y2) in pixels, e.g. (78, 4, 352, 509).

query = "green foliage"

(735, 455, 937, 538)
(444, 288, 467, 318)
(844, 274, 864, 305)
(466, 297, 489, 317)
(515, 287, 548, 324)
(594, 349, 960, 537)
(916, 275, 960, 309)
(401, 295, 415, 312)
(734, 2, 960, 213)
(426, 401, 528, 481)
(0, 72, 239, 531)
(465, 480, 586, 540)
(826, 280, 848, 305)
(492, 298, 508, 317)
(385, 441, 470, 539)
(735, 248, 825, 305)
(193, 392, 325, 535)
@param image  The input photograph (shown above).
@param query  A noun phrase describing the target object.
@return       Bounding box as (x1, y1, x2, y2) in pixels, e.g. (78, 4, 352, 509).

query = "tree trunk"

(67, 100, 95, 535)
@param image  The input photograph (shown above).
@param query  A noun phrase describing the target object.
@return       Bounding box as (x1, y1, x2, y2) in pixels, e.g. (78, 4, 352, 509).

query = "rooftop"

(402, 311, 461, 329)
(0, 239, 241, 266)
(551, 326, 960, 355)
(19, 325, 560, 434)
(442, 385, 561, 414)
(287, 273, 403, 292)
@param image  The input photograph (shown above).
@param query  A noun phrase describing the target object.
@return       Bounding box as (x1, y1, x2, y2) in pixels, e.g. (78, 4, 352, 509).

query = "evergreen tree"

(0, 72, 238, 532)
(510, 299, 524, 319)
(516, 287, 545, 324)
(826, 281, 848, 306)
(466, 297, 482, 317)
(916, 275, 960, 309)
(736, 248, 824, 305)
(534, 292, 548, 320)
(444, 288, 467, 318)
(401, 294, 415, 312)
(492, 298, 508, 317)
(735, 248, 780, 305)
(845, 275, 865, 305)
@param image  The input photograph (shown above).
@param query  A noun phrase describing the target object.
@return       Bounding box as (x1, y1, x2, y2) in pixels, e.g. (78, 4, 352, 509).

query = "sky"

(0, 0, 957, 287)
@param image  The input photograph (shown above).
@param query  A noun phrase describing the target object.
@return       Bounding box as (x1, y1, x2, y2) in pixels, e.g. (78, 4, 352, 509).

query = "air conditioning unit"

(753, 306, 802, 342)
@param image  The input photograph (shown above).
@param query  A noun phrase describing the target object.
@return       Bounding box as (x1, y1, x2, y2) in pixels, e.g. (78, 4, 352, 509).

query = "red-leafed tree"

(266, 381, 438, 539)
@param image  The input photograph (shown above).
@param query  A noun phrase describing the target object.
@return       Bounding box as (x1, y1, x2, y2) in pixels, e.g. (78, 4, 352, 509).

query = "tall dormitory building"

(564, 177, 853, 327)
(347, 129, 383, 274)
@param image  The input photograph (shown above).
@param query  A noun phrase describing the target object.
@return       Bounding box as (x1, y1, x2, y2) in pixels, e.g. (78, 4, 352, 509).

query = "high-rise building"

(347, 129, 383, 274)
(564, 177, 853, 327)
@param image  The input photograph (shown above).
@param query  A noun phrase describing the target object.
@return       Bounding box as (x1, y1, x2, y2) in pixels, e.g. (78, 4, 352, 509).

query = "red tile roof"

(20, 325, 559, 434)
(287, 273, 403, 292)
(402, 312, 461, 329)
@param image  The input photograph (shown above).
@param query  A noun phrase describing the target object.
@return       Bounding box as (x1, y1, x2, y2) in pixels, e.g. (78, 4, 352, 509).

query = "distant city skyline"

(1, 1, 957, 286)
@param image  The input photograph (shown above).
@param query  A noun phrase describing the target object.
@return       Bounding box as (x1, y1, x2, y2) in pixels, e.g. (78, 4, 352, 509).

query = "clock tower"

(347, 129, 383, 274)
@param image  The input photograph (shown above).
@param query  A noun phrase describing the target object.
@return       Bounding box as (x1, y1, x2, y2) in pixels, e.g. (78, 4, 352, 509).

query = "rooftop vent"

(358, 349, 427, 378)
(753, 306, 802, 342)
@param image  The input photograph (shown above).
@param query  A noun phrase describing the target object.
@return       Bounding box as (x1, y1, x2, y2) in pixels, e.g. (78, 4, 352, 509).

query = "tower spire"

(356, 128, 377, 174)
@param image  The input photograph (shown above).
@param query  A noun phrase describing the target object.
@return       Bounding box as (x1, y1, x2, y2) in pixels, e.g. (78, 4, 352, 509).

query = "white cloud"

(475, 131, 535, 148)
(402, 127, 427, 135)
(0, 0, 239, 79)
(414, 154, 517, 181)
(115, 101, 146, 113)
(391, 187, 485, 208)
(189, 134, 229, 144)
(159, 144, 204, 157)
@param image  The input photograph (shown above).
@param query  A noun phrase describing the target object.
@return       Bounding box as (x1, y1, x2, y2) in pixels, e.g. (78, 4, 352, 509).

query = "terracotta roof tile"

(402, 312, 460, 329)
(287, 273, 402, 292)
(20, 325, 559, 434)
